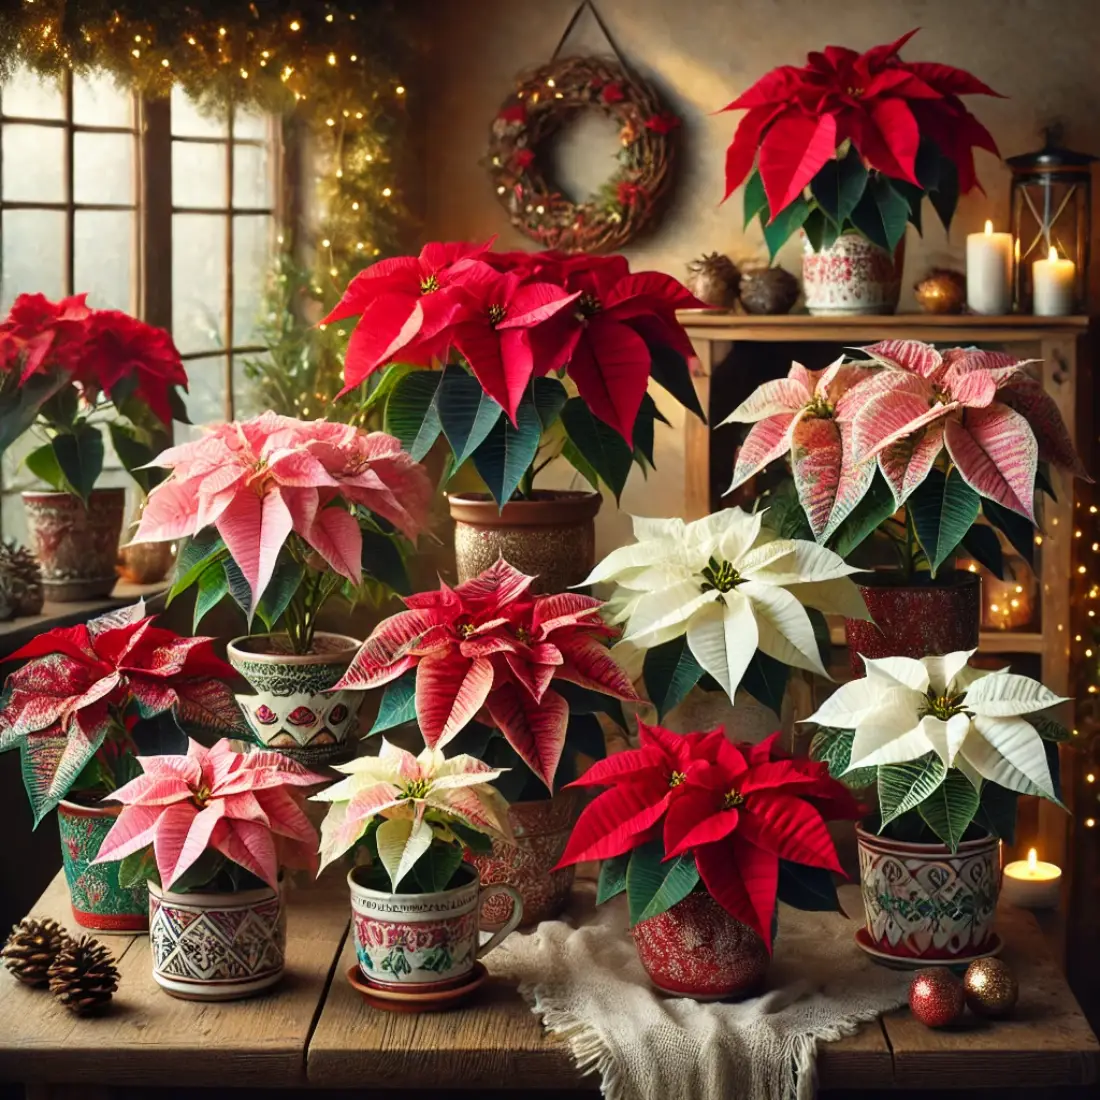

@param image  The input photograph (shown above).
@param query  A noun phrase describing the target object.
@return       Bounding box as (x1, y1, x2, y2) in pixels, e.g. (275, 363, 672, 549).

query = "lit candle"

(1002, 847, 1061, 909)
(966, 220, 1013, 314)
(1032, 246, 1076, 316)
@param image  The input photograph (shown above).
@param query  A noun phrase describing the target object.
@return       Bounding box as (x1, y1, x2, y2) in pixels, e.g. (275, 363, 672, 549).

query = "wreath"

(486, 55, 679, 254)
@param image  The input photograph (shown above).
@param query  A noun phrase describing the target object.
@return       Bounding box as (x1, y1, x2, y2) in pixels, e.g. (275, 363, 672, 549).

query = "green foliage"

(471, 396, 544, 507)
(917, 769, 981, 850)
(809, 727, 877, 790)
(412, 840, 467, 894)
(878, 754, 948, 828)
(740, 649, 791, 715)
(910, 467, 982, 577)
(597, 853, 630, 904)
(369, 671, 418, 736)
(625, 840, 700, 926)
(643, 635, 705, 721)
(559, 398, 634, 501)
(776, 861, 840, 911)
(827, 471, 898, 560)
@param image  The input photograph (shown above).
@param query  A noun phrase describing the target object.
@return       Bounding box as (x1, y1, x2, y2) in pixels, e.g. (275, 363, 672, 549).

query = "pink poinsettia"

(335, 560, 637, 789)
(94, 739, 324, 889)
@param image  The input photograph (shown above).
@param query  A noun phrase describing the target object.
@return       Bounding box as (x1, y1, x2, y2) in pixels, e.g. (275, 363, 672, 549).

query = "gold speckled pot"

(448, 491, 601, 594)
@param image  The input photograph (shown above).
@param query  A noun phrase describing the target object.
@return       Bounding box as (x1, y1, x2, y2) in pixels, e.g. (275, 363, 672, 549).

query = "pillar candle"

(1001, 848, 1061, 909)
(966, 220, 1013, 315)
(1032, 246, 1076, 316)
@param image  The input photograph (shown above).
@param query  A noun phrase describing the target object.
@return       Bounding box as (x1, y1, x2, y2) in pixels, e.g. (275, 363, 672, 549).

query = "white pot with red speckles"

(802, 232, 904, 316)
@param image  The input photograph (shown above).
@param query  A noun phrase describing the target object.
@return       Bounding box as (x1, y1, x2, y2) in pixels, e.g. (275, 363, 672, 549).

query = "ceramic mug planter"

(227, 633, 363, 766)
(448, 490, 602, 594)
(348, 865, 523, 990)
(148, 881, 286, 1001)
(801, 233, 903, 316)
(22, 488, 125, 602)
(631, 890, 769, 1000)
(856, 824, 1000, 963)
(468, 788, 584, 930)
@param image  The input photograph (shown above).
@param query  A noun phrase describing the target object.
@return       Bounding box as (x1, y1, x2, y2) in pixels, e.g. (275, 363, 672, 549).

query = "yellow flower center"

(723, 788, 745, 809)
(192, 785, 212, 808)
(487, 303, 507, 325)
(577, 292, 601, 318)
(458, 622, 478, 638)
(669, 771, 686, 788)
(401, 778, 431, 800)
(420, 274, 439, 294)
(922, 690, 968, 721)
(703, 559, 742, 593)
(803, 393, 834, 419)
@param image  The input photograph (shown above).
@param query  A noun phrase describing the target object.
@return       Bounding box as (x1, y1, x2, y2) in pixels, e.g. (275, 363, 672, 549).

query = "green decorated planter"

(58, 799, 148, 933)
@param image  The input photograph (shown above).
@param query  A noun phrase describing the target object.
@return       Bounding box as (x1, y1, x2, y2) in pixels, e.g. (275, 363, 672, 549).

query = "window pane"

(233, 214, 273, 345)
(233, 352, 269, 419)
(232, 142, 272, 208)
(181, 355, 229, 435)
(172, 140, 226, 209)
(1, 67, 64, 120)
(233, 107, 268, 141)
(171, 86, 228, 139)
(75, 211, 133, 310)
(173, 214, 226, 353)
(73, 72, 133, 128)
(2, 493, 30, 548)
(1, 209, 65, 309)
(74, 132, 134, 204)
(2, 124, 64, 201)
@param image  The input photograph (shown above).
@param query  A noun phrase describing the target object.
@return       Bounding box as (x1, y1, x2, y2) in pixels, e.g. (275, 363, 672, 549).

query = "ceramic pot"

(856, 824, 999, 962)
(58, 799, 148, 933)
(448, 490, 602, 594)
(468, 788, 584, 930)
(844, 572, 981, 676)
(22, 488, 125, 602)
(631, 891, 769, 1000)
(148, 881, 285, 1000)
(802, 233, 904, 316)
(348, 865, 523, 989)
(227, 632, 363, 766)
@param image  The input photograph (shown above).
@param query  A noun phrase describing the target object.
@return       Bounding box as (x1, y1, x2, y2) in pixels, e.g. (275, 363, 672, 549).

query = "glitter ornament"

(964, 957, 1018, 1019)
(909, 968, 965, 1028)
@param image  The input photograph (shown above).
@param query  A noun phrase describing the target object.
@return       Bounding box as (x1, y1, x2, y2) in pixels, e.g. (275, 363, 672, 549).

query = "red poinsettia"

(556, 724, 861, 948)
(0, 292, 91, 382)
(334, 560, 637, 788)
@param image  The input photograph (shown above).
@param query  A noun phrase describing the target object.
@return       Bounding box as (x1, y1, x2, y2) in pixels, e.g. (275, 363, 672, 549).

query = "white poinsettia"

(805, 650, 1067, 799)
(581, 508, 868, 703)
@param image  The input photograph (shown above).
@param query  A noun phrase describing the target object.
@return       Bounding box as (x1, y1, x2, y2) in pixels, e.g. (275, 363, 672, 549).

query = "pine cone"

(48, 936, 118, 1014)
(685, 252, 740, 308)
(0, 540, 43, 617)
(2, 918, 70, 987)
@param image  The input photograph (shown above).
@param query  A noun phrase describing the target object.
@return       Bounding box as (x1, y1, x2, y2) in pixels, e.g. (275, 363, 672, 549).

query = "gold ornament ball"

(964, 957, 1018, 1019)
(914, 268, 967, 314)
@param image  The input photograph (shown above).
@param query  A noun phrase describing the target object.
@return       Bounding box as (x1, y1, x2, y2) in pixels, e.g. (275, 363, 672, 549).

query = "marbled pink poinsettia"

(93, 738, 324, 889)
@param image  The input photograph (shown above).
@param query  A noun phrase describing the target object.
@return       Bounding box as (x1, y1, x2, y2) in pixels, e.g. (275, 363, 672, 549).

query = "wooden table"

(1, 876, 1096, 1097)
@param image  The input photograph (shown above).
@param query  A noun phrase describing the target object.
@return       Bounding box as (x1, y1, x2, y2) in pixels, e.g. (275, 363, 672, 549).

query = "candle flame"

(1047, 246, 1058, 263)
(984, 219, 993, 235)
(1028, 848, 1038, 871)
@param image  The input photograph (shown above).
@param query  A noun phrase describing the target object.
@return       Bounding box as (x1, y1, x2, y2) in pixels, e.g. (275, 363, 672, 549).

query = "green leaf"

(384, 370, 443, 462)
(437, 364, 503, 468)
(360, 529, 410, 595)
(741, 649, 789, 715)
(25, 441, 69, 493)
(1028, 714, 1071, 742)
(776, 861, 840, 911)
(532, 376, 568, 431)
(808, 727, 876, 789)
(168, 531, 227, 603)
(643, 635, 704, 721)
(51, 424, 105, 505)
(928, 156, 959, 233)
(961, 524, 1005, 580)
(450, 820, 493, 854)
(802, 207, 841, 253)
(413, 841, 466, 893)
(193, 564, 230, 631)
(108, 422, 164, 494)
(597, 853, 630, 904)
(914, 140, 942, 192)
(918, 769, 981, 852)
(562, 711, 609, 758)
(222, 557, 254, 622)
(910, 467, 982, 577)
(891, 179, 925, 234)
(878, 754, 948, 828)
(470, 394, 542, 506)
(560, 398, 633, 501)
(763, 194, 812, 259)
(561, 438, 600, 492)
(828, 470, 898, 559)
(118, 847, 157, 890)
(256, 559, 304, 631)
(649, 344, 705, 423)
(850, 177, 909, 253)
(364, 362, 415, 414)
(369, 671, 418, 735)
(626, 841, 699, 926)
(167, 386, 191, 425)
(974, 780, 1018, 843)
(743, 169, 768, 229)
(0, 368, 71, 452)
(554, 682, 625, 731)
(810, 147, 867, 227)
(982, 499, 1035, 569)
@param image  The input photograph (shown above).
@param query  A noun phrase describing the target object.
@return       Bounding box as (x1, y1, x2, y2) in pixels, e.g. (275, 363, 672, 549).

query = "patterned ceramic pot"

(448, 491, 602, 594)
(844, 572, 981, 676)
(468, 788, 584, 930)
(22, 489, 125, 602)
(348, 865, 523, 989)
(148, 881, 286, 1001)
(227, 633, 363, 766)
(631, 890, 769, 1000)
(802, 233, 903, 316)
(58, 799, 148, 933)
(856, 824, 1000, 962)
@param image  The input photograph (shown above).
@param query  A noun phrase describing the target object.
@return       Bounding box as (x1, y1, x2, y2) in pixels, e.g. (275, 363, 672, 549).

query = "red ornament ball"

(909, 968, 965, 1028)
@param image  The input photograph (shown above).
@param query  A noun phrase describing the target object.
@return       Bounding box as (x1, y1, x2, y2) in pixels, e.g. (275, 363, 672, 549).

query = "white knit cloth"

(490, 884, 910, 1100)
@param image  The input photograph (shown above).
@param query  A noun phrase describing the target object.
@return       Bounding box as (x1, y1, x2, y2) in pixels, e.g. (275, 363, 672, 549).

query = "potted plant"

(723, 341, 1089, 668)
(0, 600, 244, 931)
(0, 293, 188, 600)
(720, 29, 1002, 314)
(554, 720, 862, 999)
(805, 649, 1068, 964)
(334, 557, 638, 926)
(581, 506, 868, 718)
(313, 738, 525, 992)
(128, 411, 433, 765)
(92, 738, 323, 1000)
(323, 241, 707, 591)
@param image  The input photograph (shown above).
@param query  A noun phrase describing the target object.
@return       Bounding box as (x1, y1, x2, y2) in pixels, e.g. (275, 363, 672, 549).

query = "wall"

(412, 0, 1100, 555)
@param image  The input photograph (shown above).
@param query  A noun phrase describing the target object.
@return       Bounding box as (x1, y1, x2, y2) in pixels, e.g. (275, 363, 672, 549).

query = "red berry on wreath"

(601, 82, 625, 104)
(909, 969, 965, 1028)
(645, 112, 680, 134)
(513, 149, 535, 170)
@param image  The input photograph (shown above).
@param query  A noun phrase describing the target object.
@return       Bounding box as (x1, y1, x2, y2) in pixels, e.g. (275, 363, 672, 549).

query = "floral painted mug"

(348, 865, 523, 989)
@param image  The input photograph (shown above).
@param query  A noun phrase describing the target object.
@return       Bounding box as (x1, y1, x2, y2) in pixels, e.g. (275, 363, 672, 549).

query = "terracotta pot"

(347, 865, 523, 989)
(802, 232, 904, 316)
(468, 788, 584, 930)
(58, 799, 148, 933)
(631, 891, 769, 1000)
(22, 489, 125, 602)
(448, 490, 602, 594)
(227, 632, 363, 767)
(844, 572, 981, 676)
(148, 881, 285, 1000)
(856, 824, 999, 963)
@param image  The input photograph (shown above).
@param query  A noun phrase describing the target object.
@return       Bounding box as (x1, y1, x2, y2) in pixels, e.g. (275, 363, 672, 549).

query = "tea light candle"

(1032, 246, 1076, 316)
(966, 220, 1013, 314)
(1002, 848, 1061, 909)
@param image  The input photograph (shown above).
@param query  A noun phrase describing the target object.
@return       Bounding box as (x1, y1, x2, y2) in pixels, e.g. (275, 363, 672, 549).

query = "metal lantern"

(1008, 140, 1094, 313)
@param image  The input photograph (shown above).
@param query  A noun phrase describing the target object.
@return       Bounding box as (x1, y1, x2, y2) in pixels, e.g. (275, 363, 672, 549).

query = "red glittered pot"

(630, 891, 769, 1001)
(844, 571, 981, 676)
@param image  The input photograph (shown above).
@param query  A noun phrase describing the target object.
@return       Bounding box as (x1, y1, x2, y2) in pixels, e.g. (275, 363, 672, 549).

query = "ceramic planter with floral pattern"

(801, 233, 903, 316)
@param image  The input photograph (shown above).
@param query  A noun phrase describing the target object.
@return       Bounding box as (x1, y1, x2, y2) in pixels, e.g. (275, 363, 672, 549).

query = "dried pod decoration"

(48, 935, 119, 1015)
(685, 253, 740, 308)
(738, 265, 800, 315)
(1, 917, 71, 988)
(0, 540, 45, 618)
